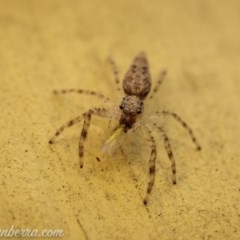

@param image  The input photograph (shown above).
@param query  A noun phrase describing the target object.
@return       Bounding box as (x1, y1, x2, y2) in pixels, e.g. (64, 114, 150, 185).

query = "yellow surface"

(0, 0, 239, 239)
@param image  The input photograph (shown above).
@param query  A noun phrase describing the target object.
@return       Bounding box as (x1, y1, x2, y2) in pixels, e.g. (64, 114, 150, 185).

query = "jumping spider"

(49, 52, 201, 205)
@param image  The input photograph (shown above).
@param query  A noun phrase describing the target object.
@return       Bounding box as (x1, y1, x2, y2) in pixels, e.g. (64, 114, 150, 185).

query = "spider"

(49, 52, 201, 205)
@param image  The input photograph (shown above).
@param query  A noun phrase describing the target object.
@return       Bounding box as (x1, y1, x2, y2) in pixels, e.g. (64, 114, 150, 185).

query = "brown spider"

(49, 52, 201, 205)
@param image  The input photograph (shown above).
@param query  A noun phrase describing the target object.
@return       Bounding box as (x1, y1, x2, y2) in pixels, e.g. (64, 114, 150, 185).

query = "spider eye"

(137, 110, 141, 114)
(119, 105, 123, 110)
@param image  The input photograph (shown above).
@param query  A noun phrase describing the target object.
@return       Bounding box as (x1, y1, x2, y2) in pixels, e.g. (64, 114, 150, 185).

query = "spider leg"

(149, 70, 167, 99)
(49, 114, 86, 144)
(49, 108, 110, 168)
(53, 89, 110, 103)
(108, 56, 121, 92)
(152, 123, 176, 184)
(143, 128, 157, 205)
(160, 110, 201, 150)
(78, 108, 112, 167)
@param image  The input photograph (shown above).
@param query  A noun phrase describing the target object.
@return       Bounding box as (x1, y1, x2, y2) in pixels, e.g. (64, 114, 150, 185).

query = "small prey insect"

(49, 52, 201, 205)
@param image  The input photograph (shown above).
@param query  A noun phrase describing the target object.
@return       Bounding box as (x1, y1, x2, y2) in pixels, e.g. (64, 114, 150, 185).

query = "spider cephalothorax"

(119, 95, 144, 132)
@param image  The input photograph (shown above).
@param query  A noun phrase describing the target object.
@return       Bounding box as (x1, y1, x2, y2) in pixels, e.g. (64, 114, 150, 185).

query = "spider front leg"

(49, 107, 109, 168)
(143, 128, 157, 205)
(152, 123, 176, 184)
(49, 115, 85, 144)
(78, 109, 92, 168)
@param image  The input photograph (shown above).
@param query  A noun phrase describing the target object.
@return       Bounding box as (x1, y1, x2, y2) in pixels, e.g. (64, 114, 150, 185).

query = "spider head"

(119, 95, 144, 115)
(119, 95, 144, 131)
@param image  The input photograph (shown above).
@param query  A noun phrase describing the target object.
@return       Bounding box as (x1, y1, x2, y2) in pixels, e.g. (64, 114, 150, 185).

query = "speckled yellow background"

(0, 0, 239, 239)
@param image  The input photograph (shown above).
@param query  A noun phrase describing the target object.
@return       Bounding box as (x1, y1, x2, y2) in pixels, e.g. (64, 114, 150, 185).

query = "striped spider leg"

(53, 89, 110, 104)
(150, 123, 177, 184)
(142, 126, 157, 205)
(145, 110, 201, 186)
(160, 110, 202, 151)
(108, 56, 121, 92)
(49, 107, 116, 168)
